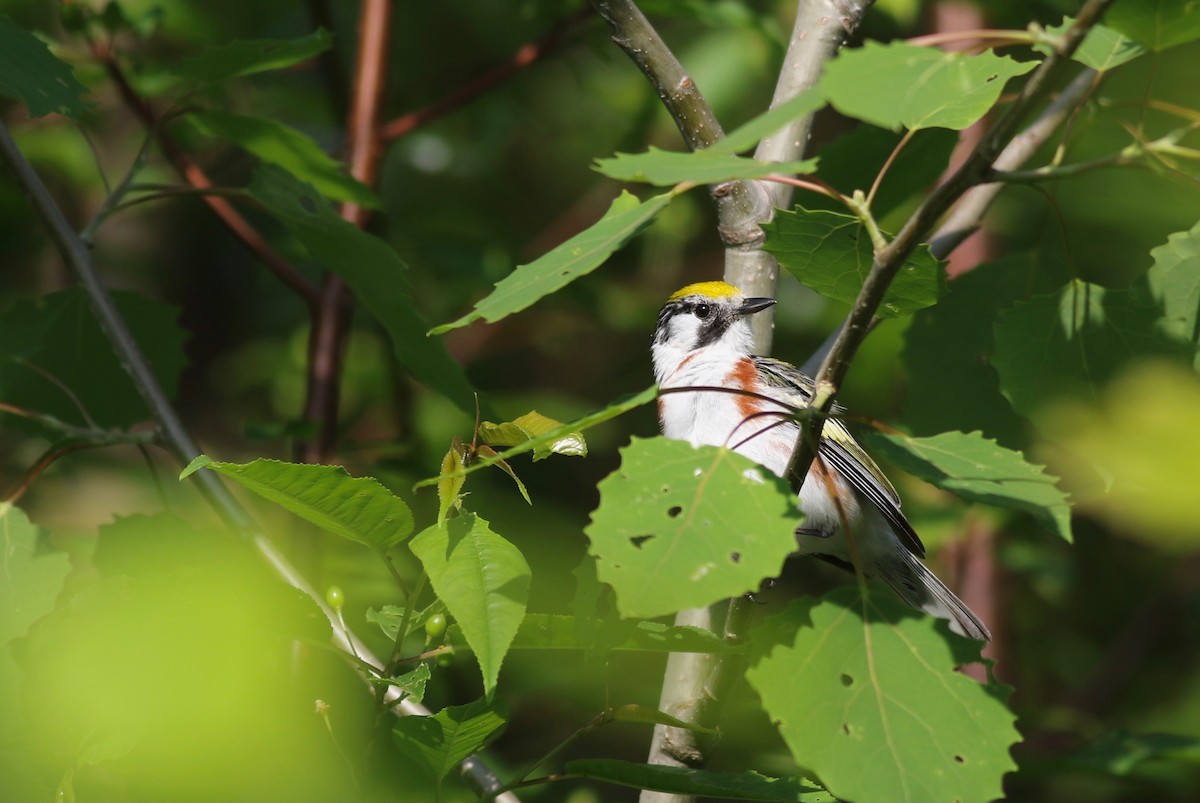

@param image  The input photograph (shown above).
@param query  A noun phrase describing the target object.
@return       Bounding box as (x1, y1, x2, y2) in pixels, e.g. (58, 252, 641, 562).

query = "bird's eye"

(694, 303, 712, 319)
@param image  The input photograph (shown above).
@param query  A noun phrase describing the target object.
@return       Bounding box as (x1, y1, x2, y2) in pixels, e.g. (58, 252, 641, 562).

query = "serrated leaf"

(1106, 0, 1200, 52)
(1146, 220, 1200, 364)
(861, 430, 1072, 542)
(595, 148, 816, 186)
(820, 41, 1037, 131)
(0, 505, 70, 646)
(390, 663, 431, 704)
(565, 760, 835, 802)
(992, 278, 1195, 417)
(711, 87, 827, 155)
(409, 514, 529, 697)
(174, 28, 333, 82)
(432, 191, 674, 332)
(763, 207, 945, 317)
(1039, 18, 1146, 71)
(0, 15, 89, 118)
(746, 589, 1019, 803)
(181, 457, 414, 549)
(1039, 363, 1200, 550)
(0, 289, 186, 429)
(247, 165, 477, 414)
(392, 697, 507, 782)
(437, 439, 468, 528)
(478, 410, 587, 460)
(184, 111, 378, 207)
(586, 436, 801, 619)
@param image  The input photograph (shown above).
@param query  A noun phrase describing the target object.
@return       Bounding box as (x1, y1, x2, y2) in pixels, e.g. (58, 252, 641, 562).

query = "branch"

(0, 118, 520, 803)
(297, 0, 393, 465)
(379, 7, 594, 142)
(784, 0, 1117, 494)
(93, 43, 321, 311)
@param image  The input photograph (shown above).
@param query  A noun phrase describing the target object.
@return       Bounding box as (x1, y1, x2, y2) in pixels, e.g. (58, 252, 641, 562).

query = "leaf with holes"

(764, 207, 945, 317)
(409, 514, 529, 697)
(820, 41, 1036, 131)
(180, 456, 414, 549)
(746, 589, 1019, 803)
(586, 436, 800, 620)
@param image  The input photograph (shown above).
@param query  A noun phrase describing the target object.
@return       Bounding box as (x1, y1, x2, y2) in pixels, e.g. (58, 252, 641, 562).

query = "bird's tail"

(885, 550, 992, 642)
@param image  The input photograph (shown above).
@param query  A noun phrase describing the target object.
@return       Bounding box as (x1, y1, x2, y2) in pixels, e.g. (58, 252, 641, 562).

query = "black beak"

(737, 297, 776, 316)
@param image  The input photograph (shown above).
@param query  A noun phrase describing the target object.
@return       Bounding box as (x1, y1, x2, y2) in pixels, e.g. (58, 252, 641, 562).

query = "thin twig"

(379, 7, 595, 142)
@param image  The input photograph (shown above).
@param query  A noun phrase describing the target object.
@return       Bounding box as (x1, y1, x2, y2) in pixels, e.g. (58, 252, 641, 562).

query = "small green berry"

(424, 613, 448, 641)
(325, 585, 345, 612)
(435, 652, 453, 669)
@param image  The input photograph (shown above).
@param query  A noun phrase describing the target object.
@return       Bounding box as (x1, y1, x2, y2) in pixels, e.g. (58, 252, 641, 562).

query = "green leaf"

(387, 664, 431, 704)
(437, 440, 468, 528)
(181, 457, 414, 549)
(860, 430, 1073, 542)
(392, 698, 507, 782)
(565, 760, 835, 802)
(711, 88, 827, 155)
(1106, 0, 1200, 52)
(247, 165, 477, 414)
(610, 703, 716, 733)
(432, 191, 674, 332)
(478, 410, 587, 460)
(409, 514, 529, 697)
(901, 257, 1035, 448)
(0, 505, 70, 646)
(0, 289, 187, 429)
(183, 111, 379, 207)
(992, 279, 1195, 417)
(595, 148, 816, 186)
(174, 28, 333, 82)
(1039, 363, 1200, 550)
(820, 41, 1037, 131)
(1146, 219, 1200, 363)
(763, 207, 945, 317)
(1039, 18, 1146, 71)
(586, 436, 801, 620)
(445, 613, 737, 654)
(0, 15, 89, 118)
(746, 590, 1019, 803)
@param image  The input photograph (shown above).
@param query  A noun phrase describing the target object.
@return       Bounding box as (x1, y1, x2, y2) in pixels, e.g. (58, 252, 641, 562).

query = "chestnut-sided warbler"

(652, 281, 990, 641)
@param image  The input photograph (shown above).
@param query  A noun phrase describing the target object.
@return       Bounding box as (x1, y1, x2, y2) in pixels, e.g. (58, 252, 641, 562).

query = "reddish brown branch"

(93, 43, 321, 311)
(297, 0, 394, 465)
(379, 6, 594, 142)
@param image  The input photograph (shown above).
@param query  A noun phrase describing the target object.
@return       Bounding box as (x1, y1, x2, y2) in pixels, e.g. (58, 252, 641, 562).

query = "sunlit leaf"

(248, 165, 477, 413)
(746, 590, 1019, 803)
(820, 41, 1037, 131)
(392, 698, 507, 782)
(432, 191, 674, 332)
(437, 440, 468, 528)
(1145, 219, 1200, 364)
(1106, 0, 1200, 52)
(861, 430, 1072, 541)
(1039, 18, 1146, 71)
(595, 148, 815, 186)
(0, 15, 89, 118)
(566, 759, 835, 802)
(712, 88, 827, 155)
(180, 456, 414, 549)
(174, 28, 333, 81)
(0, 505, 70, 646)
(184, 111, 378, 207)
(409, 515, 529, 697)
(586, 436, 800, 619)
(387, 664, 431, 704)
(478, 410, 587, 460)
(763, 207, 945, 317)
(1039, 362, 1200, 550)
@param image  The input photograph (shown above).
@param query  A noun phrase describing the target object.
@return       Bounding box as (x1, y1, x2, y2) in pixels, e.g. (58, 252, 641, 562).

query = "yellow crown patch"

(668, 281, 740, 302)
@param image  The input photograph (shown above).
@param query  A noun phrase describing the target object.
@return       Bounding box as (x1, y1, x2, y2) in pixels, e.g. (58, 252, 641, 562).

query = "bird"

(652, 280, 990, 641)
